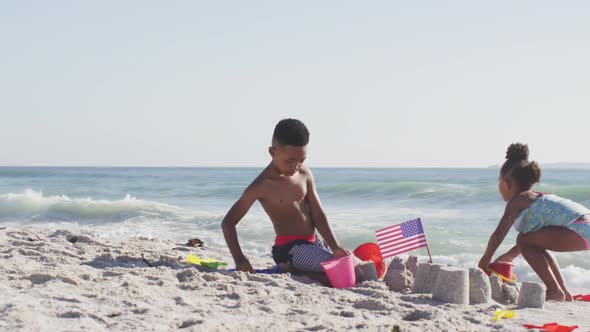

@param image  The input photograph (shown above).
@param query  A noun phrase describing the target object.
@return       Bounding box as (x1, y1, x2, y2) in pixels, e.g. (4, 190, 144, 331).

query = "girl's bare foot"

(564, 289, 574, 302)
(546, 288, 566, 301)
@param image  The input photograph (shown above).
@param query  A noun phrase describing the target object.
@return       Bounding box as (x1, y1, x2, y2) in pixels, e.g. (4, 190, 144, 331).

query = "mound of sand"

(0, 226, 588, 331)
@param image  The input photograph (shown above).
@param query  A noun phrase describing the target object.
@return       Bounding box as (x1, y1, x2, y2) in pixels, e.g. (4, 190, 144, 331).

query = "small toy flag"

(376, 218, 431, 261)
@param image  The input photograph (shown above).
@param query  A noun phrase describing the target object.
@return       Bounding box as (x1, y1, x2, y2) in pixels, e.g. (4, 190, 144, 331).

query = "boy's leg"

(270, 238, 337, 286)
(517, 226, 587, 301)
(289, 241, 334, 273)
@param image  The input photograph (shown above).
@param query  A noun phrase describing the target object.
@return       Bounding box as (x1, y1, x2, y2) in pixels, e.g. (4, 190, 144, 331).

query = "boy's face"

(269, 144, 307, 176)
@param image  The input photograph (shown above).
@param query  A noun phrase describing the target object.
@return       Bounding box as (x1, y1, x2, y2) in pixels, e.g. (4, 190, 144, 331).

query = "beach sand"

(1, 226, 588, 332)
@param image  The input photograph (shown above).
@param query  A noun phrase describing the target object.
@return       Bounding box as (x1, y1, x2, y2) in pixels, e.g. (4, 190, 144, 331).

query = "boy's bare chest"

(263, 178, 307, 205)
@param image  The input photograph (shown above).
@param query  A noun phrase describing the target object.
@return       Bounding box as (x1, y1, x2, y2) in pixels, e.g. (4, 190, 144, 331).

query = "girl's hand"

(478, 256, 491, 272)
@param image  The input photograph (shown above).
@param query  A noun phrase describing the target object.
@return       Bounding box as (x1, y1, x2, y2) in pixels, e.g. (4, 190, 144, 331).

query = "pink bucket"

(321, 254, 356, 289)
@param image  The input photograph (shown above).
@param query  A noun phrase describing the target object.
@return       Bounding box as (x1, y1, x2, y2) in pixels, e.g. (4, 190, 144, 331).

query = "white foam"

(0, 189, 202, 222)
(0, 189, 275, 254)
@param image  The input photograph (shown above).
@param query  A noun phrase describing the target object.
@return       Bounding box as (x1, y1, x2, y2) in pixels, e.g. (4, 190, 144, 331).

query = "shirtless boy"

(221, 118, 350, 277)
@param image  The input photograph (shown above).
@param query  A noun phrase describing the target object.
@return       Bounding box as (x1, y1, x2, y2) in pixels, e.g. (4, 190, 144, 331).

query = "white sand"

(1, 226, 589, 332)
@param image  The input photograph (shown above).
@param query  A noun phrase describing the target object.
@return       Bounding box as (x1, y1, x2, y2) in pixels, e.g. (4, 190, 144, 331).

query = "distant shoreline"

(488, 163, 590, 170)
(1, 165, 590, 170)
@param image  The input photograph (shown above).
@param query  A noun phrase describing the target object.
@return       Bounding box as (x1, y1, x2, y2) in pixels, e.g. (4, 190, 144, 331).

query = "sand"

(1, 226, 589, 332)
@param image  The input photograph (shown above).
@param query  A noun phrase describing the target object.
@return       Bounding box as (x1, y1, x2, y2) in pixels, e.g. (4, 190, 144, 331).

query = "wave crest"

(0, 189, 210, 223)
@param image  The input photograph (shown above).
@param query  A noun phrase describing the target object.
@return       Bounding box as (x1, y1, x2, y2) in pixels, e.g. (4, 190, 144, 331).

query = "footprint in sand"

(178, 319, 204, 329)
(103, 271, 125, 277)
(53, 296, 82, 303)
(9, 240, 46, 248)
(58, 311, 84, 319)
(26, 273, 78, 286)
(174, 296, 189, 306)
(132, 308, 149, 315)
(18, 248, 41, 257)
(403, 309, 434, 321)
(352, 298, 390, 311)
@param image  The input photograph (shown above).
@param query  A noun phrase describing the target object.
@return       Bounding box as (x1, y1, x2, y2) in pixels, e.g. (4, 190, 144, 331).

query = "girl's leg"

(516, 226, 587, 301)
(541, 251, 573, 301)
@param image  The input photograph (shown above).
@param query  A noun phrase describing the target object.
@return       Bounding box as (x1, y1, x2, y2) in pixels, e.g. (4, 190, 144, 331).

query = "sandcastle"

(490, 274, 504, 302)
(502, 283, 519, 304)
(384, 257, 413, 292)
(489, 274, 520, 304)
(405, 256, 418, 276)
(413, 263, 443, 293)
(468, 268, 491, 304)
(356, 261, 379, 282)
(432, 267, 469, 304)
(517, 282, 545, 308)
(384, 257, 525, 307)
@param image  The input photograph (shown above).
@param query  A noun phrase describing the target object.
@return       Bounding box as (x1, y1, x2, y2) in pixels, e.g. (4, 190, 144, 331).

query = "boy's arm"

(221, 184, 259, 273)
(305, 168, 350, 258)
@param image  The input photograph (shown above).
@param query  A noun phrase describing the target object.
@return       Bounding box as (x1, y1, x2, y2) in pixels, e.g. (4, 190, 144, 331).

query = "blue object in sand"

(228, 266, 282, 274)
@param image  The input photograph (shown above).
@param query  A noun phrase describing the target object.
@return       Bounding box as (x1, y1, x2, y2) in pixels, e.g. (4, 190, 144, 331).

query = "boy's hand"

(235, 258, 255, 273)
(332, 246, 351, 259)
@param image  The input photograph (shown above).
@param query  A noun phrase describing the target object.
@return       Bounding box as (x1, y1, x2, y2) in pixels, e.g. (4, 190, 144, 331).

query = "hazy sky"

(1, 1, 589, 167)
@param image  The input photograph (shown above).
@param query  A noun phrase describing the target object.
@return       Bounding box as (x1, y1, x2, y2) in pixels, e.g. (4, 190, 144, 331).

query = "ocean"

(1, 167, 589, 290)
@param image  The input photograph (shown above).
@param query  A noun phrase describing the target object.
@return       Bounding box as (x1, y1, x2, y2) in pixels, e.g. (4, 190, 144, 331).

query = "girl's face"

(498, 174, 514, 202)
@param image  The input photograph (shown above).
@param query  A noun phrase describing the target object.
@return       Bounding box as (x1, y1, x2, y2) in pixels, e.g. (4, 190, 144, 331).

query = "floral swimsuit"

(513, 193, 590, 249)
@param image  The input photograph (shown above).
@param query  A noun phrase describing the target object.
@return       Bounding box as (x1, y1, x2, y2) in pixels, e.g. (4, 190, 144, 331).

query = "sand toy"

(227, 266, 282, 274)
(321, 254, 356, 289)
(523, 322, 578, 332)
(186, 253, 228, 269)
(353, 242, 386, 278)
(487, 262, 517, 283)
(492, 309, 516, 321)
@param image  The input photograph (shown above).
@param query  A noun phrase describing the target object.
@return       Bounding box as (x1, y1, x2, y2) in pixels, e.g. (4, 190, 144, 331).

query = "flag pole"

(419, 218, 433, 263)
(425, 244, 433, 263)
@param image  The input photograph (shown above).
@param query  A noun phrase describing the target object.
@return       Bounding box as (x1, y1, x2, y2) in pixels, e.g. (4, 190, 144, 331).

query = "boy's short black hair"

(272, 118, 309, 147)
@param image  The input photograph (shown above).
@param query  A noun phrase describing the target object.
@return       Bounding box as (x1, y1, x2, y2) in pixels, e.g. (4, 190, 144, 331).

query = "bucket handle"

(489, 268, 518, 283)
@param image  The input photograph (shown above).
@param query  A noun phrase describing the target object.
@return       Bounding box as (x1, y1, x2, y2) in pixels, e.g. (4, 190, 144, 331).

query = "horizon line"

(1, 163, 589, 170)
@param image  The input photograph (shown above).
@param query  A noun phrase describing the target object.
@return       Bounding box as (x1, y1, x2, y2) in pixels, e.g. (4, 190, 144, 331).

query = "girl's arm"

(478, 197, 526, 271)
(494, 245, 521, 263)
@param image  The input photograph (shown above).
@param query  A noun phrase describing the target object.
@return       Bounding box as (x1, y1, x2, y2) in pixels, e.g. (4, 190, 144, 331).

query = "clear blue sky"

(1, 1, 589, 167)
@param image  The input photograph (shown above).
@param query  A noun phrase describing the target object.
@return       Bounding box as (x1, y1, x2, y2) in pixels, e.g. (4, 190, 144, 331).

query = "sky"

(1, 1, 589, 168)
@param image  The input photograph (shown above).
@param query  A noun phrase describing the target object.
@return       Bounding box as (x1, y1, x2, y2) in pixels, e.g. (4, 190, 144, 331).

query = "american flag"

(376, 218, 428, 258)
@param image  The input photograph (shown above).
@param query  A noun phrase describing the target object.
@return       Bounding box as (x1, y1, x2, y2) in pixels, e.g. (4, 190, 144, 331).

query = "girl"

(478, 143, 590, 301)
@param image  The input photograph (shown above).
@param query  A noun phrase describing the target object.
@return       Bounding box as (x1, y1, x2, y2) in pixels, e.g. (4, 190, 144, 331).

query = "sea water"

(1, 167, 589, 290)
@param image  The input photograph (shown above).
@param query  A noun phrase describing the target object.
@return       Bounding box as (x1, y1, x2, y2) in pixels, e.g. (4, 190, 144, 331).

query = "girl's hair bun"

(506, 143, 529, 161)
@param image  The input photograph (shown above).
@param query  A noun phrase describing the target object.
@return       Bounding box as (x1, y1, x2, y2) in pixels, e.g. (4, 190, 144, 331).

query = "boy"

(221, 118, 350, 277)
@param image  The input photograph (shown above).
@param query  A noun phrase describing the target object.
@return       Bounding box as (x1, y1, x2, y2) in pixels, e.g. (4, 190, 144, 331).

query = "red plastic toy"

(523, 322, 578, 332)
(573, 294, 590, 302)
(353, 242, 386, 278)
(487, 261, 517, 283)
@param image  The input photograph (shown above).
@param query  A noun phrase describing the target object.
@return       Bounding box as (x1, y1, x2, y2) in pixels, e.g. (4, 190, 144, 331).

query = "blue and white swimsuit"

(513, 193, 590, 249)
